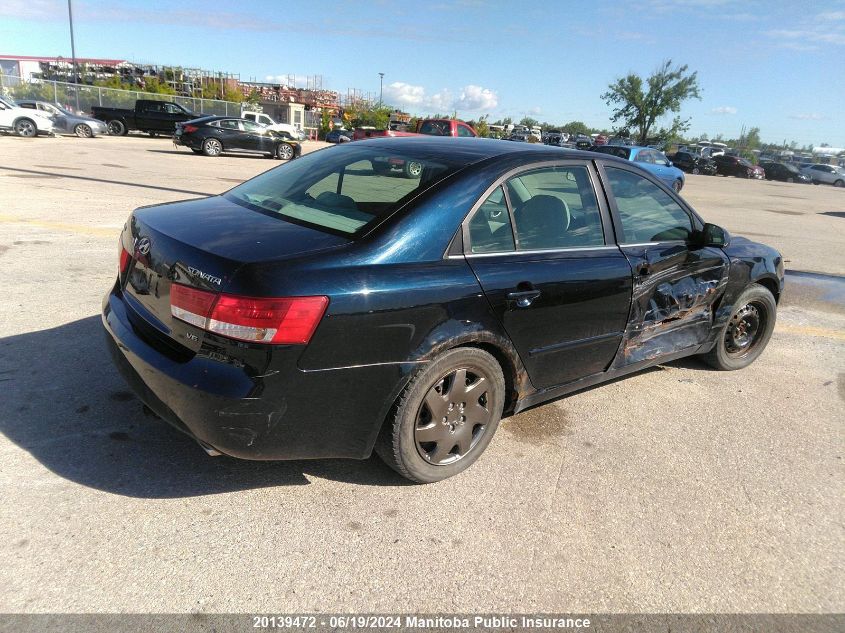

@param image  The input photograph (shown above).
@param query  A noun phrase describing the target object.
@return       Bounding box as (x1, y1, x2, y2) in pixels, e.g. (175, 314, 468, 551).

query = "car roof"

(351, 136, 606, 165)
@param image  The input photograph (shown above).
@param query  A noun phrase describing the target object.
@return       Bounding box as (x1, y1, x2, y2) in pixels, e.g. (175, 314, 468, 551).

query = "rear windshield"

(224, 144, 468, 237)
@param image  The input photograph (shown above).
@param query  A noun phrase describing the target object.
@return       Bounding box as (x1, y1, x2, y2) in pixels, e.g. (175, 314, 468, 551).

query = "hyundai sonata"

(103, 137, 783, 482)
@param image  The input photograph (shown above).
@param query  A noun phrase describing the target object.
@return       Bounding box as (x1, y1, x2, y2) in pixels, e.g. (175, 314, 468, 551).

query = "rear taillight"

(119, 245, 131, 275)
(170, 283, 328, 345)
(170, 284, 216, 328)
(182, 125, 198, 133)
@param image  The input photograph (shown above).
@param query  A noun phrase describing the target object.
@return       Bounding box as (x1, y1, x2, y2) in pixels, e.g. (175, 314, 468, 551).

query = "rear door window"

(507, 166, 605, 249)
(467, 187, 515, 254)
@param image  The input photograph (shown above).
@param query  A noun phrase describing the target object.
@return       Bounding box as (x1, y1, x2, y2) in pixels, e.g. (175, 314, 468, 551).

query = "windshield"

(224, 145, 469, 237)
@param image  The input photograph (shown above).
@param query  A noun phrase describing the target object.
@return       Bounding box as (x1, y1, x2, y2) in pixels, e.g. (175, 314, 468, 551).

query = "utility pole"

(378, 72, 384, 108)
(67, 0, 80, 111)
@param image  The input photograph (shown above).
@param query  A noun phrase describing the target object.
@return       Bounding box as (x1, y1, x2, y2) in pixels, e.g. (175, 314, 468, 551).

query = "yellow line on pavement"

(0, 214, 119, 237)
(776, 323, 845, 341)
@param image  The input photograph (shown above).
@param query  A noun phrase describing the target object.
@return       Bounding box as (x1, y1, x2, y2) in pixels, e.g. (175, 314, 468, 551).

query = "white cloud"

(382, 82, 427, 106)
(453, 84, 498, 111)
(790, 113, 826, 121)
(711, 106, 737, 115)
(427, 89, 453, 112)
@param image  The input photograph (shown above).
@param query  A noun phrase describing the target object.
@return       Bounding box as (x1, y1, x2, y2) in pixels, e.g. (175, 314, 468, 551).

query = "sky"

(2, 0, 844, 147)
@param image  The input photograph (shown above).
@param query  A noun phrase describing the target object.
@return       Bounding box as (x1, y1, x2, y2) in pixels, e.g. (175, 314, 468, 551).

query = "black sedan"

(325, 129, 353, 143)
(759, 161, 811, 183)
(174, 116, 302, 159)
(669, 151, 718, 175)
(103, 137, 784, 483)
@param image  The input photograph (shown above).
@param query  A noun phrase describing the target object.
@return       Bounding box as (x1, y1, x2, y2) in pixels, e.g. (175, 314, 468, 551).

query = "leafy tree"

(519, 116, 539, 128)
(319, 109, 332, 139)
(601, 60, 701, 145)
(562, 120, 591, 136)
(474, 114, 490, 138)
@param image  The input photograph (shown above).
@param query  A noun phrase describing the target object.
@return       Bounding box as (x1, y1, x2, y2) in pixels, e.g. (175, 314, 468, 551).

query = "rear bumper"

(102, 284, 414, 460)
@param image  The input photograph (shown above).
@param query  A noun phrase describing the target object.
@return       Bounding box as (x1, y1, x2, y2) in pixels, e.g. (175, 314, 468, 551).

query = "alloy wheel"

(204, 139, 222, 156)
(75, 124, 93, 138)
(278, 143, 294, 160)
(414, 367, 492, 465)
(15, 120, 36, 137)
(107, 120, 125, 136)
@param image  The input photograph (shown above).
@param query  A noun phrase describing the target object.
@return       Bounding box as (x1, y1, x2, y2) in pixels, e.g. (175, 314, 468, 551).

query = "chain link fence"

(0, 77, 242, 117)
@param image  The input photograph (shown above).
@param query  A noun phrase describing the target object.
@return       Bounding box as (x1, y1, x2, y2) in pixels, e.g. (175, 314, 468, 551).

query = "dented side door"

(596, 162, 730, 367)
(614, 242, 729, 366)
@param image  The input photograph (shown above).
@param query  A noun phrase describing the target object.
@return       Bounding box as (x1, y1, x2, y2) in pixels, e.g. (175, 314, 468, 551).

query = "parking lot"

(0, 134, 843, 613)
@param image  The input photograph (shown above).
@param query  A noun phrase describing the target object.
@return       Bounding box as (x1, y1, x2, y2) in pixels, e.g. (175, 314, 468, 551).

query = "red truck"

(353, 118, 477, 141)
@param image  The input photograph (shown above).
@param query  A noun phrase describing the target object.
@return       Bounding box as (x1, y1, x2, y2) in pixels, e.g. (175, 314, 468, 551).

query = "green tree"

(562, 120, 591, 136)
(320, 109, 332, 139)
(475, 114, 490, 138)
(744, 127, 761, 150)
(519, 116, 539, 128)
(601, 59, 701, 145)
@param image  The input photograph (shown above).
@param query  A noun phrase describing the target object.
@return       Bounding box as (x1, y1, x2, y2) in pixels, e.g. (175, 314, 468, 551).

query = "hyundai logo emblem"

(137, 237, 151, 255)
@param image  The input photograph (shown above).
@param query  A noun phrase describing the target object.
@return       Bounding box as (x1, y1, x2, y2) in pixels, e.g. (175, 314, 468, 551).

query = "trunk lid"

(121, 195, 349, 352)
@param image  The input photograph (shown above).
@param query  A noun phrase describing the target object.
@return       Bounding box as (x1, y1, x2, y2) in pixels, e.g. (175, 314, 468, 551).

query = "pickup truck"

(91, 99, 197, 136)
(353, 118, 477, 140)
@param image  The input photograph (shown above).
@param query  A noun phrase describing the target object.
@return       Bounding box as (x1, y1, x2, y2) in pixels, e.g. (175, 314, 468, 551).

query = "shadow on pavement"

(0, 316, 408, 499)
(0, 166, 211, 197)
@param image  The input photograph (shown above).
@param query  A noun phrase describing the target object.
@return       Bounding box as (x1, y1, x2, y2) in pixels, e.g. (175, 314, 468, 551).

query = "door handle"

(507, 289, 541, 308)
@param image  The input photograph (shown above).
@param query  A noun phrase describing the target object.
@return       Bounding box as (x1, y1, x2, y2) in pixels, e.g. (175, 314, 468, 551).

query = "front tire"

(14, 118, 37, 137)
(700, 283, 776, 371)
(276, 143, 294, 160)
(202, 138, 223, 157)
(74, 123, 93, 138)
(376, 347, 505, 483)
(834, 179, 844, 188)
(672, 179, 683, 193)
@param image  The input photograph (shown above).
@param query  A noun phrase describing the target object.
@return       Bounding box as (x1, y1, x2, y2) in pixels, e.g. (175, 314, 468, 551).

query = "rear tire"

(375, 347, 505, 483)
(700, 283, 776, 371)
(14, 118, 37, 137)
(202, 138, 223, 157)
(692, 167, 700, 175)
(107, 119, 127, 136)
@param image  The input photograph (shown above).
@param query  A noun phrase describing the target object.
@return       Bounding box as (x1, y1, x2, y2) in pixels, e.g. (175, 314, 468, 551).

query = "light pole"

(67, 0, 80, 111)
(378, 72, 384, 108)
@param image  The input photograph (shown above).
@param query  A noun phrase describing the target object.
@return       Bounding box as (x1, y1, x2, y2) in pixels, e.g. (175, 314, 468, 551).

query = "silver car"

(15, 99, 108, 138)
(801, 163, 845, 187)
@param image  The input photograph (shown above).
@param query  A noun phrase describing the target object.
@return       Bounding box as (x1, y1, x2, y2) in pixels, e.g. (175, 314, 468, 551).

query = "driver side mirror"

(691, 223, 730, 248)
